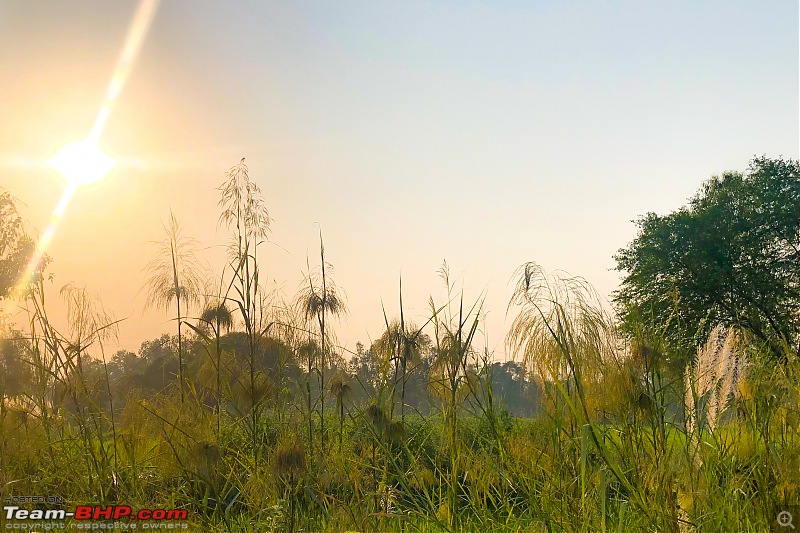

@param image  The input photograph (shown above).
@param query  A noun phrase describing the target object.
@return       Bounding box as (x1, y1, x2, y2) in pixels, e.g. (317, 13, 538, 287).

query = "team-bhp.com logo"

(4, 505, 189, 530)
(6, 506, 187, 521)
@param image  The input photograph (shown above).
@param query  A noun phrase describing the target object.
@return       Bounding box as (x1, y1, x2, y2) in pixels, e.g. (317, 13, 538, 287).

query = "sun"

(49, 139, 116, 186)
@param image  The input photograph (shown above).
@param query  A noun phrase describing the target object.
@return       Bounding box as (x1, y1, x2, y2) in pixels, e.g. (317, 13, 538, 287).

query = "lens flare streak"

(15, 0, 160, 292)
(89, 0, 160, 143)
(17, 183, 77, 292)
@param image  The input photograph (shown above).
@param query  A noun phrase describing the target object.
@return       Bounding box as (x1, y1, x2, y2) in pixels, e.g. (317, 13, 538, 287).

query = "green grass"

(2, 178, 798, 532)
(1, 397, 796, 532)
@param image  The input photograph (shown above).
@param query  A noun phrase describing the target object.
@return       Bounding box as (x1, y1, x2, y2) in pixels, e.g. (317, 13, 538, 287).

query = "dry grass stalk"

(686, 324, 748, 435)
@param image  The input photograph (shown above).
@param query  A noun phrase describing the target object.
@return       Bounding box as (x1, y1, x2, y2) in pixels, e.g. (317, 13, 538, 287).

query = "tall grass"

(218, 158, 272, 469)
(143, 211, 204, 403)
(1, 177, 798, 532)
(297, 232, 346, 455)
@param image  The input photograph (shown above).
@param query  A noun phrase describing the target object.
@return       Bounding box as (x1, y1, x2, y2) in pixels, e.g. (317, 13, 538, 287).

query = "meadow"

(1, 158, 798, 532)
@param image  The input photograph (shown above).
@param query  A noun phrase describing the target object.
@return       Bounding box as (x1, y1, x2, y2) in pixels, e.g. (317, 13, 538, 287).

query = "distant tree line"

(12, 331, 541, 419)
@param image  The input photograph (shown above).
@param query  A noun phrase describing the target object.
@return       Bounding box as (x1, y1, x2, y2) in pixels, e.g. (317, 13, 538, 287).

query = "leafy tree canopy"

(614, 156, 800, 359)
(0, 190, 37, 298)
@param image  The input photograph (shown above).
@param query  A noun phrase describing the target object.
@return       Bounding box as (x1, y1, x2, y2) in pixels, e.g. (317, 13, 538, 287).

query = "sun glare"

(49, 139, 116, 186)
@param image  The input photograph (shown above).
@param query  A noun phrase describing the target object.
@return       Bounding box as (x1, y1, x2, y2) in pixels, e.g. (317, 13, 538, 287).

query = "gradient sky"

(1, 1, 798, 358)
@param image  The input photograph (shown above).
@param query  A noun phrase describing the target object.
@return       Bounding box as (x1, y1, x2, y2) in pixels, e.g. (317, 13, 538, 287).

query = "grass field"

(2, 288, 798, 532)
(1, 164, 798, 532)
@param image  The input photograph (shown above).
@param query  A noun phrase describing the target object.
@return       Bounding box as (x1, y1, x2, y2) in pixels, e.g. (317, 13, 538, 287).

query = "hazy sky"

(1, 1, 798, 358)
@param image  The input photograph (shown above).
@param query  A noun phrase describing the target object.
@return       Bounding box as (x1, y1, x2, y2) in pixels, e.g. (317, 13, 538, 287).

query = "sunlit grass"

(2, 162, 798, 533)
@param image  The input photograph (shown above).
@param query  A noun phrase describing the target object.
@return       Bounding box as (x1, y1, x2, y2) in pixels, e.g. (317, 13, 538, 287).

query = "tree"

(614, 156, 800, 360)
(0, 190, 40, 299)
(143, 212, 204, 402)
(0, 330, 33, 401)
(349, 341, 381, 398)
(487, 361, 540, 417)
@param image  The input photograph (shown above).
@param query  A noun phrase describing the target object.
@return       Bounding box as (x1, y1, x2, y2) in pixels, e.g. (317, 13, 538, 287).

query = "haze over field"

(1, 1, 797, 355)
